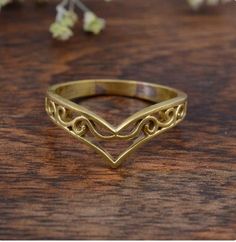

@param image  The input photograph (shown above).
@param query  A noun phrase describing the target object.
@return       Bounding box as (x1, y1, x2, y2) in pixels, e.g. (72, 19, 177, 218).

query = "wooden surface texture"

(0, 0, 236, 239)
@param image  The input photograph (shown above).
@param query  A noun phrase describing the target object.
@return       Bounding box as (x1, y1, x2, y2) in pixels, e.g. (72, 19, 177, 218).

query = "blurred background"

(0, 0, 235, 240)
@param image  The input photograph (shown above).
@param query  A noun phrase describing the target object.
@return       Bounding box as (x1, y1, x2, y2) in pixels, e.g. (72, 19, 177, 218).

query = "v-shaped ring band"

(45, 79, 187, 168)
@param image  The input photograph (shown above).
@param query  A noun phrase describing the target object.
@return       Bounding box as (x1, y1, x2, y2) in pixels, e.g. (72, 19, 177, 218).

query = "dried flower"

(60, 10, 78, 27)
(187, 0, 232, 10)
(187, 0, 204, 10)
(50, 22, 73, 41)
(49, 0, 106, 40)
(0, 0, 233, 41)
(50, 5, 78, 41)
(83, 11, 105, 34)
(0, 0, 12, 8)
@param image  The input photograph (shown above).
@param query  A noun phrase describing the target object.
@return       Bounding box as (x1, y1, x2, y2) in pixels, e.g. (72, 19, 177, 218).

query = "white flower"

(206, 0, 220, 6)
(83, 11, 105, 34)
(0, 0, 12, 8)
(50, 22, 73, 41)
(50, 9, 78, 41)
(187, 0, 232, 10)
(187, 0, 204, 10)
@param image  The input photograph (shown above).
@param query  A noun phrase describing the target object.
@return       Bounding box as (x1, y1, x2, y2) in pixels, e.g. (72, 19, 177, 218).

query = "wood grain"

(0, 0, 236, 239)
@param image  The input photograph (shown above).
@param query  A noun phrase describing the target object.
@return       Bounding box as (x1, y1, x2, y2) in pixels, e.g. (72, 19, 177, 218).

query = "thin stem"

(69, 0, 75, 11)
(73, 0, 91, 13)
(58, 0, 69, 8)
(56, 0, 69, 21)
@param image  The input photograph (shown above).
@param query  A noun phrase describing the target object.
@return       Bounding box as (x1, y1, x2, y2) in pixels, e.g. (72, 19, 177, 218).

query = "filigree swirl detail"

(45, 97, 186, 141)
(117, 104, 186, 139)
(45, 98, 115, 138)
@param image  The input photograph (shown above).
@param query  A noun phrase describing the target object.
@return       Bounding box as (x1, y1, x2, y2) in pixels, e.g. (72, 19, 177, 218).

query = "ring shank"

(51, 80, 184, 103)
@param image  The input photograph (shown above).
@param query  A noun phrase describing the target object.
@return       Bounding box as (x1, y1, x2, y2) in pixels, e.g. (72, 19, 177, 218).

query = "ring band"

(45, 79, 187, 168)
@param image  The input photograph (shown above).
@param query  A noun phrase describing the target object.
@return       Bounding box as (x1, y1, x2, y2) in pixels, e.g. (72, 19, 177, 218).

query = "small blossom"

(187, 0, 204, 10)
(83, 11, 105, 34)
(50, 10, 78, 41)
(50, 22, 73, 41)
(187, 0, 232, 10)
(0, 0, 12, 8)
(60, 11, 78, 27)
(206, 0, 220, 5)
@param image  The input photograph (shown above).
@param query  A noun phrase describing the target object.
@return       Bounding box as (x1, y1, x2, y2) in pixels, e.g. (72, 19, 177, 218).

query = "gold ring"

(45, 79, 187, 168)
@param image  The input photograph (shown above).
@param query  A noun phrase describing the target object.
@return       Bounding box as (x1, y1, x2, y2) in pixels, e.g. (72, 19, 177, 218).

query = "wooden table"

(0, 0, 235, 239)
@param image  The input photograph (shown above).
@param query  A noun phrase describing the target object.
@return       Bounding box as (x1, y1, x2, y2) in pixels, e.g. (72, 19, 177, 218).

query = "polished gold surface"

(45, 79, 187, 168)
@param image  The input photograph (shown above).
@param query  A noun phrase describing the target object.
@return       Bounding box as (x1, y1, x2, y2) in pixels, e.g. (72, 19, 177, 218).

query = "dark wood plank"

(0, 0, 235, 239)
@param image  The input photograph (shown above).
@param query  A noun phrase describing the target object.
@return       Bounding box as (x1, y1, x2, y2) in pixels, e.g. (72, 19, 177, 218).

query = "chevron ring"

(45, 79, 187, 168)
